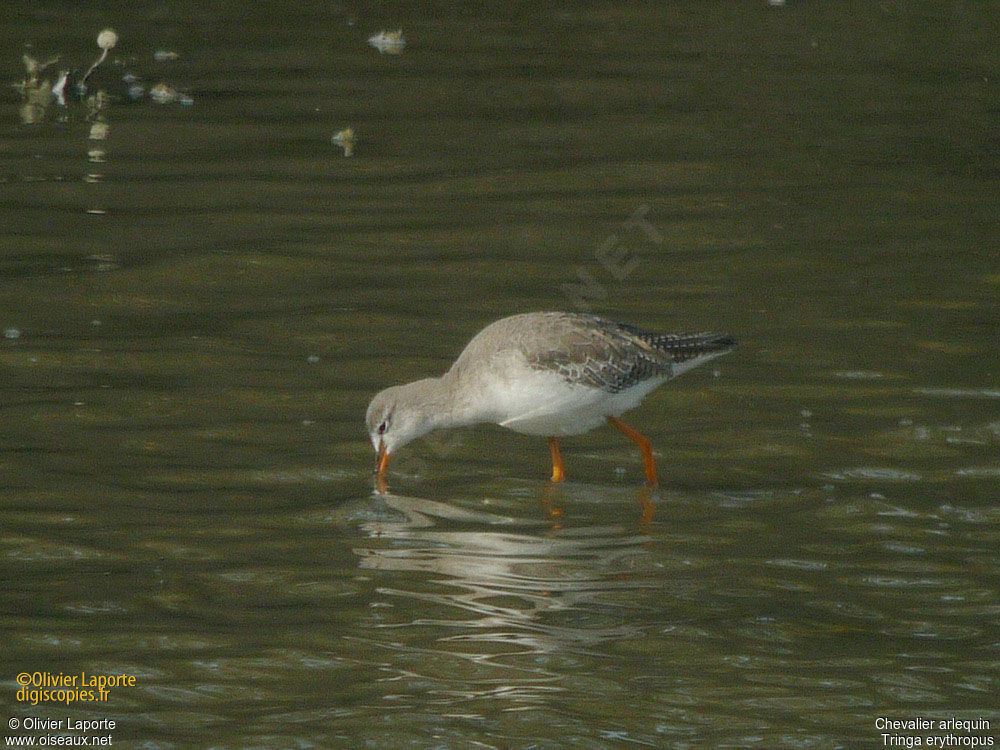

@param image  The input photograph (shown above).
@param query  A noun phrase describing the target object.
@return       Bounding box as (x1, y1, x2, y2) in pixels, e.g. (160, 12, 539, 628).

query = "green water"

(2, 2, 998, 747)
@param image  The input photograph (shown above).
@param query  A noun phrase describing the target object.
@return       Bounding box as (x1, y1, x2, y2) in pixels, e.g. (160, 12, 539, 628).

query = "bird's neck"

(428, 371, 492, 428)
(395, 376, 463, 433)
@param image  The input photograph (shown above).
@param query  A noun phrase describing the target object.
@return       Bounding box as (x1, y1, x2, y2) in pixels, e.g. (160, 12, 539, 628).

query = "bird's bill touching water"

(373, 439, 391, 493)
(375, 440, 390, 478)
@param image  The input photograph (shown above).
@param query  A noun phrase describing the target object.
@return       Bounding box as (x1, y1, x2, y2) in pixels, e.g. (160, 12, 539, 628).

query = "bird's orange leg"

(548, 437, 566, 483)
(607, 416, 659, 487)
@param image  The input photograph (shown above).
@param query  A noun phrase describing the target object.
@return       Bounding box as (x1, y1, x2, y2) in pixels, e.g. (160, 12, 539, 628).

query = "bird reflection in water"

(374, 471, 655, 525)
(538, 482, 656, 527)
(349, 490, 658, 706)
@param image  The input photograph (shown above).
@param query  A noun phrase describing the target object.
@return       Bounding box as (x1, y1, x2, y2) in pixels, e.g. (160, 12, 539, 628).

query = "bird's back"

(449, 312, 734, 393)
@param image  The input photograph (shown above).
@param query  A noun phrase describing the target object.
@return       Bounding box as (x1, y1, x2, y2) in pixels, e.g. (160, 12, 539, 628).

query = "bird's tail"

(653, 332, 736, 360)
(654, 333, 735, 377)
(617, 321, 735, 362)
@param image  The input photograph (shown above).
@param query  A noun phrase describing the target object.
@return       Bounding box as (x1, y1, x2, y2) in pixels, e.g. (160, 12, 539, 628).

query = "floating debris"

(148, 81, 193, 105)
(16, 53, 60, 124)
(367, 29, 405, 54)
(22, 52, 59, 82)
(15, 29, 194, 125)
(4, 327, 21, 340)
(79, 28, 117, 94)
(120, 72, 144, 101)
(331, 127, 356, 157)
(97, 29, 118, 51)
(51, 70, 69, 105)
(149, 82, 178, 104)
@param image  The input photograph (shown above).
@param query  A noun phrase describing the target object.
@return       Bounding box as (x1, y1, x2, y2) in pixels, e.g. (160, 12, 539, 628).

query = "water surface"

(2, 2, 998, 747)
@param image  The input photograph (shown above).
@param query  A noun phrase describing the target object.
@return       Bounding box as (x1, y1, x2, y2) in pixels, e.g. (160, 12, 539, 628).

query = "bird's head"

(365, 380, 440, 478)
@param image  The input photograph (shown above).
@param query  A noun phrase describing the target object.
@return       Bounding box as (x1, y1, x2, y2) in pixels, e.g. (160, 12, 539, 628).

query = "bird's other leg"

(607, 416, 658, 487)
(548, 437, 566, 483)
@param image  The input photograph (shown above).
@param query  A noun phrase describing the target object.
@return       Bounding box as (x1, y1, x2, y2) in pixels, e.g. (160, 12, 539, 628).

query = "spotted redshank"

(366, 312, 735, 487)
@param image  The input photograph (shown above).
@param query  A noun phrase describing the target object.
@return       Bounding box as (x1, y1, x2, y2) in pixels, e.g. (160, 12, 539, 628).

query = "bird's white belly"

(487, 367, 667, 436)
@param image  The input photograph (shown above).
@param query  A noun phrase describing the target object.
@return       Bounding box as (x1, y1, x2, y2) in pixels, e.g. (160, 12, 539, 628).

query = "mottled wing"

(527, 315, 734, 393)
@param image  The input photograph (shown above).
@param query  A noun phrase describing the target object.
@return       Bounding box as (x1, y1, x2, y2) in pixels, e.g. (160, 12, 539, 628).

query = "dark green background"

(2, 2, 998, 746)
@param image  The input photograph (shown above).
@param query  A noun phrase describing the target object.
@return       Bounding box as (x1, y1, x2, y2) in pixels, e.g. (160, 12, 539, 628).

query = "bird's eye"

(377, 421, 388, 435)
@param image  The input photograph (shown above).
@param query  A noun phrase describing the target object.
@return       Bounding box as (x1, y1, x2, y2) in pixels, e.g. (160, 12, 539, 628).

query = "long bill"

(375, 440, 390, 478)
